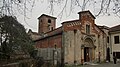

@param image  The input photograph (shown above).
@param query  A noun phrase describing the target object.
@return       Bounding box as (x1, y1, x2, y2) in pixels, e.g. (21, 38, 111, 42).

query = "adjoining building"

(28, 29, 41, 41)
(109, 25, 120, 61)
(30, 11, 109, 65)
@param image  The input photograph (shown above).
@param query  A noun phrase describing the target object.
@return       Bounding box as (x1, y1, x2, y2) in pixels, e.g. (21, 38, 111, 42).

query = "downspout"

(103, 33, 105, 61)
(98, 35, 100, 53)
(105, 35, 107, 61)
(61, 28, 65, 67)
(47, 37, 49, 60)
(74, 29, 77, 64)
(109, 34, 112, 54)
(98, 34, 100, 62)
(109, 33, 112, 61)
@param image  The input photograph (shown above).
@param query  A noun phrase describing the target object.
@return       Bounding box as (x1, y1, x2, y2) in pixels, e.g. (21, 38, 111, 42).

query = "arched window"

(48, 19, 51, 23)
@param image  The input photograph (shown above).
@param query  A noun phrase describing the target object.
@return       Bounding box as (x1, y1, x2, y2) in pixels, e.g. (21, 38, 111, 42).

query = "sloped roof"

(62, 19, 79, 24)
(28, 29, 39, 35)
(34, 26, 62, 41)
(45, 26, 62, 37)
(109, 24, 120, 32)
(95, 24, 105, 34)
(78, 10, 96, 19)
(38, 14, 57, 19)
(97, 25, 109, 30)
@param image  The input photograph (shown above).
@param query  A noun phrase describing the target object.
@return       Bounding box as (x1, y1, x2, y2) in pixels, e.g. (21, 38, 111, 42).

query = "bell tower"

(38, 14, 56, 34)
(78, 10, 95, 24)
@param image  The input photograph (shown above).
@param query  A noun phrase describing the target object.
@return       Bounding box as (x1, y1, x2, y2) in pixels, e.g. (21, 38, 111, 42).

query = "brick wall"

(38, 15, 56, 34)
(35, 34, 62, 63)
(36, 34, 62, 48)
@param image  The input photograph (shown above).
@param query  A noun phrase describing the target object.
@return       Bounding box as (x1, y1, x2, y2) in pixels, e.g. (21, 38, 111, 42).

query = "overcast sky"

(17, 0, 120, 32)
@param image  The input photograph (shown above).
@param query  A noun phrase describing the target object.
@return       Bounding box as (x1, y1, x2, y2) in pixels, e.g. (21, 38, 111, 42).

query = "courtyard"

(65, 62, 120, 67)
(81, 62, 120, 67)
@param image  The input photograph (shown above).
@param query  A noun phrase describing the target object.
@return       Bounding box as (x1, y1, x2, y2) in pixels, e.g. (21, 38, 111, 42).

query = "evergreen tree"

(0, 16, 34, 59)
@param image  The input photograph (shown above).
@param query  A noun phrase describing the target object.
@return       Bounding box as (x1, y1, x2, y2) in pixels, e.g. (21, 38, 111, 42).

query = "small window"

(116, 52, 120, 59)
(48, 19, 51, 23)
(114, 36, 119, 44)
(86, 25, 90, 34)
(107, 36, 109, 43)
(113, 52, 120, 59)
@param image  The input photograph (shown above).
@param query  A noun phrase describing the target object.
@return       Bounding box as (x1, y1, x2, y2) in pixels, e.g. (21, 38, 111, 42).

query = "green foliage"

(0, 16, 34, 58)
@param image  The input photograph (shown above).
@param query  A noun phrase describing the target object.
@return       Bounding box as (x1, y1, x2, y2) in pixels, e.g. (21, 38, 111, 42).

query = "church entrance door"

(84, 47, 90, 62)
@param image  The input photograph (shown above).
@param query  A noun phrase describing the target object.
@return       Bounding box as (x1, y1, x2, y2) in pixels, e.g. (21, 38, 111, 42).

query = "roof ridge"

(38, 14, 57, 19)
(62, 19, 79, 24)
(109, 24, 120, 32)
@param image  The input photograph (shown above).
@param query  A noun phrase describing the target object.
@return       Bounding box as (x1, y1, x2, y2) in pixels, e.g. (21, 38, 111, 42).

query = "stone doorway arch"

(83, 38, 95, 62)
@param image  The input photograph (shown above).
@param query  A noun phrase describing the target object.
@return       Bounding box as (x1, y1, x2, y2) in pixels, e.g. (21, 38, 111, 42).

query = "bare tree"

(0, 0, 120, 17)
(0, 0, 36, 17)
(47, 0, 120, 18)
(0, 0, 120, 22)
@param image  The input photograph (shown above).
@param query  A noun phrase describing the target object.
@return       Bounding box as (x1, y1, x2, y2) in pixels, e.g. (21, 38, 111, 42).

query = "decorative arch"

(82, 35, 96, 62)
(85, 38, 93, 46)
(83, 35, 94, 42)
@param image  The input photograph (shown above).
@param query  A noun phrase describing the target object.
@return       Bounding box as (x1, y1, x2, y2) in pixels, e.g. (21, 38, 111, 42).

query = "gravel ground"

(81, 62, 120, 67)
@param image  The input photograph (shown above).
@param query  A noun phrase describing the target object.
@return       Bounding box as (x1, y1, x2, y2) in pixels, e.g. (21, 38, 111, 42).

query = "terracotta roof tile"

(46, 26, 62, 37)
(62, 19, 79, 24)
(109, 24, 120, 32)
(38, 14, 57, 19)
(35, 27, 62, 41)
(78, 10, 96, 19)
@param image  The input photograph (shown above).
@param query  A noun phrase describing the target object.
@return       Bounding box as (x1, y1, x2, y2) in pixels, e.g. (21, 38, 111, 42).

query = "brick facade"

(33, 10, 109, 65)
(36, 34, 62, 48)
(38, 14, 56, 34)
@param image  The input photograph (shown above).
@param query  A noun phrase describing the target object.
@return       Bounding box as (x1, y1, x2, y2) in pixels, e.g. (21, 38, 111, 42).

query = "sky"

(17, 0, 120, 32)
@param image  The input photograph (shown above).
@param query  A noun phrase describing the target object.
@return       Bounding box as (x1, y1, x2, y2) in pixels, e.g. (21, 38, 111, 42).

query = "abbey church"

(28, 10, 111, 64)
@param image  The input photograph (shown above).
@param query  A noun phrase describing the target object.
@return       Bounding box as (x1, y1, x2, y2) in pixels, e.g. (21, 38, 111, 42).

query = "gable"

(62, 19, 81, 31)
(78, 10, 96, 20)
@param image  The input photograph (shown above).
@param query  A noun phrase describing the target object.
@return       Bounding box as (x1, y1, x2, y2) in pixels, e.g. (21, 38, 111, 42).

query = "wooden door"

(84, 47, 89, 62)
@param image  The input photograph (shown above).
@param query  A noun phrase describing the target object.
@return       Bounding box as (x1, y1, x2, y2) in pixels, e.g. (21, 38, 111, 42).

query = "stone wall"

(37, 48, 61, 63)
(62, 11, 107, 64)
(64, 30, 82, 64)
(35, 34, 62, 63)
